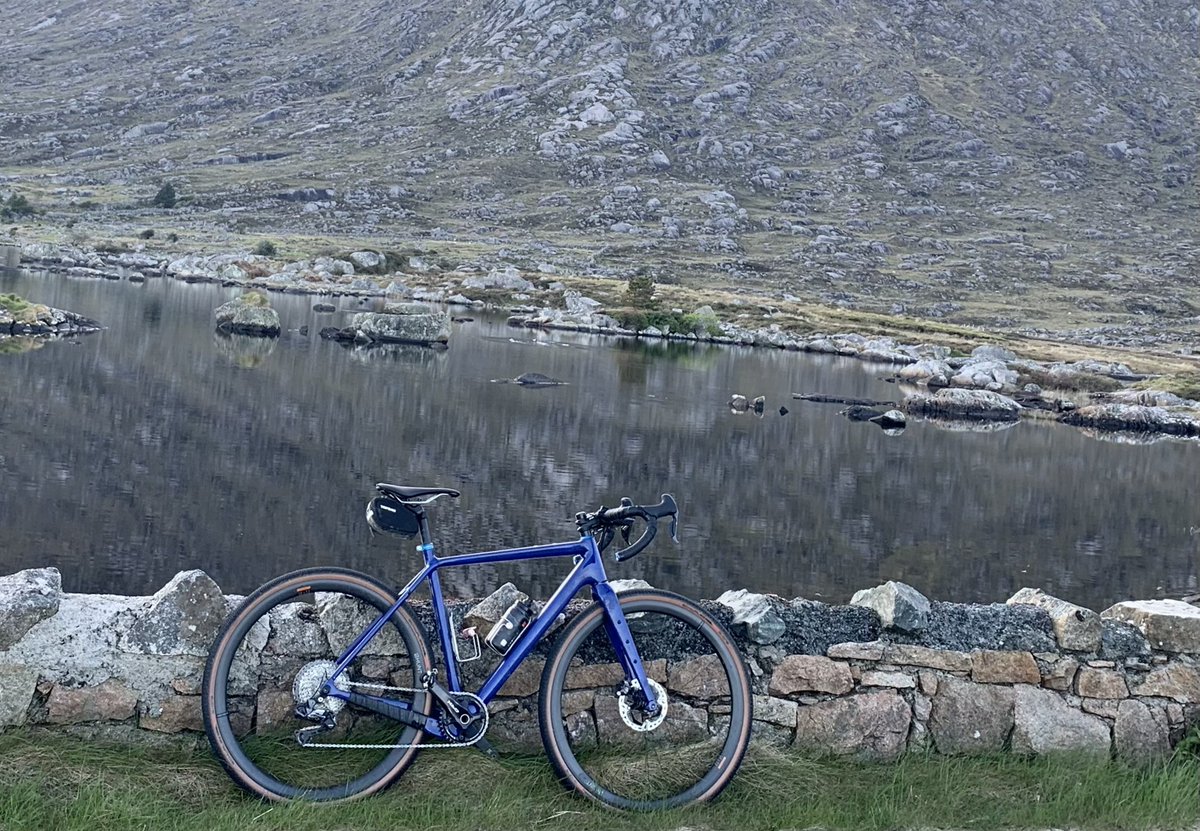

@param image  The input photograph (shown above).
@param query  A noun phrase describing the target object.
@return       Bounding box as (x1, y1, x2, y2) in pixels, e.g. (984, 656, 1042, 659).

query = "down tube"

(475, 552, 605, 702)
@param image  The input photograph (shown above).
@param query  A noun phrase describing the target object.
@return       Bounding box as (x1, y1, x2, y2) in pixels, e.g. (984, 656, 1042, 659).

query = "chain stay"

(297, 682, 488, 750)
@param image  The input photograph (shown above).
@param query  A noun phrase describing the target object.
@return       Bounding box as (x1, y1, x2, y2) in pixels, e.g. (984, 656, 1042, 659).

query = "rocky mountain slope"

(1, 0, 1197, 345)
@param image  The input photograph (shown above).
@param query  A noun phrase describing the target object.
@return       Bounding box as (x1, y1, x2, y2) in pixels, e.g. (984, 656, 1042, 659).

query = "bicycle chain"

(297, 682, 489, 750)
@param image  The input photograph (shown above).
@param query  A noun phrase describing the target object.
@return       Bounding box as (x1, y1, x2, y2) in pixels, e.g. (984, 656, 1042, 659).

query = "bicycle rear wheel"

(202, 568, 433, 802)
(538, 589, 752, 810)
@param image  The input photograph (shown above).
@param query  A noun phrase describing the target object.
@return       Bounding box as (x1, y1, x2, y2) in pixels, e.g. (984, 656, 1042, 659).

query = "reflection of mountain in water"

(1, 269, 1199, 610)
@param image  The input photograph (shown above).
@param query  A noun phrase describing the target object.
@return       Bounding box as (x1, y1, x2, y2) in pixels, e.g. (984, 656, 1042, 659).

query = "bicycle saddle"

(376, 483, 461, 501)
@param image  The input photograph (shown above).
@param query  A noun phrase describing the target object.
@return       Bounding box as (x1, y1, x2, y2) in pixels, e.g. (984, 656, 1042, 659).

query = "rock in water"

(214, 292, 280, 337)
(514, 372, 565, 386)
(869, 409, 907, 429)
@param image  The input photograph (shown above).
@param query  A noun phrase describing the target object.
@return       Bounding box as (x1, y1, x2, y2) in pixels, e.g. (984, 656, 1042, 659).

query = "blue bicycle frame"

(321, 521, 657, 741)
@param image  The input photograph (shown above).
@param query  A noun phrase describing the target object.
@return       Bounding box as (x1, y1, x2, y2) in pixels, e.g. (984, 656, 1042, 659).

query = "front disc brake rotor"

(617, 677, 668, 732)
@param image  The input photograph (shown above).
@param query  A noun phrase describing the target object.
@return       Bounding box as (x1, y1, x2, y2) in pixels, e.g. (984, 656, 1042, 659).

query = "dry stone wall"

(1, 567, 1198, 763)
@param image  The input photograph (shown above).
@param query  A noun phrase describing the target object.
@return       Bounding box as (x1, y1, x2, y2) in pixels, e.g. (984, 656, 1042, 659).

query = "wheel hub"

(618, 678, 668, 732)
(292, 660, 348, 715)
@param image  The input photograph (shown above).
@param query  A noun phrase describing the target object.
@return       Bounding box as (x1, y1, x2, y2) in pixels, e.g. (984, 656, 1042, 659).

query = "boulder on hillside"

(950, 359, 1019, 391)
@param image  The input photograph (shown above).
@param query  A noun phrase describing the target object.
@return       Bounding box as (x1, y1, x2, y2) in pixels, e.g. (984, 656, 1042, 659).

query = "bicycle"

(201, 485, 753, 811)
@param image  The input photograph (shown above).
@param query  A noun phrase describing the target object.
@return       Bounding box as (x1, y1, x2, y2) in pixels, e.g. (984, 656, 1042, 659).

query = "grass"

(0, 731, 1196, 831)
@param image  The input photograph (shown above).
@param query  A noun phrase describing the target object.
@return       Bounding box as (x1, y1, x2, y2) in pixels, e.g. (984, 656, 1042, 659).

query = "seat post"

(414, 507, 437, 561)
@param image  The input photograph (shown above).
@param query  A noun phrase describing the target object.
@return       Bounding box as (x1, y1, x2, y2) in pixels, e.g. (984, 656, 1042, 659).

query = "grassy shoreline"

(11, 227, 1200, 393)
(1, 731, 1197, 831)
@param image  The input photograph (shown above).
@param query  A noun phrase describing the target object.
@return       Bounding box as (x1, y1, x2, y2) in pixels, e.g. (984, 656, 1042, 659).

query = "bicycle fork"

(593, 582, 660, 715)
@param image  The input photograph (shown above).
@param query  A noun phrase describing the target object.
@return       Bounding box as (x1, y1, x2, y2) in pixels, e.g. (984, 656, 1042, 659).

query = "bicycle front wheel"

(538, 589, 752, 810)
(202, 568, 433, 802)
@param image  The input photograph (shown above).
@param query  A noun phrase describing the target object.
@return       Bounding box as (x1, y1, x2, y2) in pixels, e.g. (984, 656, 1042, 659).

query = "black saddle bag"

(365, 496, 420, 536)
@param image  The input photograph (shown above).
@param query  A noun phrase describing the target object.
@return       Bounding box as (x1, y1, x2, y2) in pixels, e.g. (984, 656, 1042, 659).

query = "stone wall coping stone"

(1008, 588, 1102, 652)
(1102, 600, 1200, 654)
(850, 581, 931, 633)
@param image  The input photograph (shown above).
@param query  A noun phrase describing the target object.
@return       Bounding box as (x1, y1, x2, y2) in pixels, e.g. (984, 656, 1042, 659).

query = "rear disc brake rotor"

(292, 660, 348, 714)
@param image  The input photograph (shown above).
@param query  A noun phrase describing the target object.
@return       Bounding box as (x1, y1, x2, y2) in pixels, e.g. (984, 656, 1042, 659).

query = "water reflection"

(1, 268, 1198, 611)
(213, 332, 277, 369)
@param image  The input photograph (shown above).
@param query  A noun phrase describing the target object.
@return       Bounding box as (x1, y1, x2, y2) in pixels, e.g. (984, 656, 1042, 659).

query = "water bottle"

(484, 599, 533, 655)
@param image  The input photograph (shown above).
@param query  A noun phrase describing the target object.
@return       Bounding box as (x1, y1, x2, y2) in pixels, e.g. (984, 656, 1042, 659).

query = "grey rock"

(0, 592, 132, 687)
(214, 295, 281, 337)
(869, 409, 907, 429)
(769, 655, 853, 695)
(770, 599, 881, 656)
(463, 583, 529, 634)
(47, 679, 139, 724)
(513, 372, 564, 387)
(1062, 404, 1200, 437)
(349, 311, 450, 345)
(794, 691, 911, 761)
(122, 121, 170, 140)
(950, 359, 1020, 389)
(715, 589, 786, 644)
(1099, 619, 1152, 660)
(891, 601, 1055, 652)
(0, 665, 37, 726)
(121, 570, 228, 657)
(1007, 588, 1102, 652)
(970, 345, 1018, 362)
(608, 578, 652, 593)
(929, 677, 1014, 754)
(1101, 600, 1200, 653)
(902, 388, 1022, 421)
(0, 567, 62, 649)
(379, 302, 438, 316)
(897, 358, 953, 386)
(1108, 389, 1191, 408)
(349, 251, 385, 271)
(462, 266, 533, 292)
(851, 581, 930, 633)
(1114, 699, 1170, 764)
(563, 290, 602, 317)
(1011, 685, 1110, 756)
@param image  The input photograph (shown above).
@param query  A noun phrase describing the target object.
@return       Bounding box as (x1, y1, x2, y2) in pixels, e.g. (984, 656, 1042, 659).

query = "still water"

(2, 269, 1198, 610)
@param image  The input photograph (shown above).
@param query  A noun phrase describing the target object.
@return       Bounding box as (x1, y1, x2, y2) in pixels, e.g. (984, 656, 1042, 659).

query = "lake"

(2, 268, 1198, 611)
